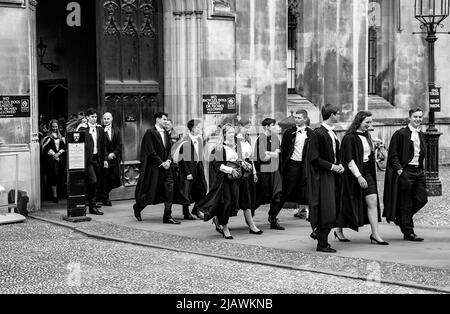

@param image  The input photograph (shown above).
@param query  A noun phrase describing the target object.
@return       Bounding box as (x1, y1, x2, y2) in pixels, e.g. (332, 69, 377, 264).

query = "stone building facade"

(0, 0, 449, 210)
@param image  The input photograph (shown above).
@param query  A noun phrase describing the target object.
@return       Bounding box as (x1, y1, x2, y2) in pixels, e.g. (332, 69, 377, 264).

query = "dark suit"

(102, 125, 123, 202)
(78, 124, 106, 209)
(309, 125, 341, 249)
(134, 126, 174, 220)
(383, 126, 428, 235)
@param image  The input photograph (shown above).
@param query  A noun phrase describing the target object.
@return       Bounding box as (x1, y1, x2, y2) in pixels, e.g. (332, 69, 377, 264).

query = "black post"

(424, 27, 443, 196)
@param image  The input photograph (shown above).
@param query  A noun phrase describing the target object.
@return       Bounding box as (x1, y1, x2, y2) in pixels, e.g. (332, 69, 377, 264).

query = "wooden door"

(96, 0, 164, 196)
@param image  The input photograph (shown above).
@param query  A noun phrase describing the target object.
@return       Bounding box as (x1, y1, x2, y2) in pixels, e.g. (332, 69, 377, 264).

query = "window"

(288, 10, 297, 94)
(368, 26, 377, 95)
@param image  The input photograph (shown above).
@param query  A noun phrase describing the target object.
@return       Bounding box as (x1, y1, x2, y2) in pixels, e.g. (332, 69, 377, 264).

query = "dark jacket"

(77, 124, 107, 164)
(383, 126, 426, 223)
(103, 125, 123, 190)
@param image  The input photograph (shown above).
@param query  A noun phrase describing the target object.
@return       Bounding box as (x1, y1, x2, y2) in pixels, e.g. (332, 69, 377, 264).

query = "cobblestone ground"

(376, 165, 450, 227)
(0, 220, 437, 294)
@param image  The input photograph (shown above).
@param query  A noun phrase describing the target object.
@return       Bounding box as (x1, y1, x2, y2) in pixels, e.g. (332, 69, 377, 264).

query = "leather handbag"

(225, 161, 243, 180)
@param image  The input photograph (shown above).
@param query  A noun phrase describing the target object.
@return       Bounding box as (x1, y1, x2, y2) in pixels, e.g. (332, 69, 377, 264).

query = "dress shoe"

(133, 205, 142, 222)
(294, 211, 307, 219)
(269, 218, 285, 230)
(102, 200, 112, 207)
(334, 231, 351, 242)
(403, 234, 424, 242)
(316, 245, 337, 253)
(163, 218, 181, 225)
(370, 235, 389, 245)
(184, 214, 196, 221)
(95, 204, 102, 209)
(89, 209, 104, 215)
(310, 231, 318, 240)
(249, 229, 264, 235)
(212, 217, 223, 235)
(222, 234, 234, 240)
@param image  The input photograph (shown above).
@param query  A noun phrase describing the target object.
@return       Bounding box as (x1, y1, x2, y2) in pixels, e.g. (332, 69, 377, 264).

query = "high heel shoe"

(249, 229, 264, 235)
(370, 235, 389, 245)
(334, 231, 351, 242)
(223, 234, 234, 240)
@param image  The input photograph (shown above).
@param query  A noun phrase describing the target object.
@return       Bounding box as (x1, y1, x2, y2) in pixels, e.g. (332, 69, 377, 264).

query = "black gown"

(338, 132, 381, 231)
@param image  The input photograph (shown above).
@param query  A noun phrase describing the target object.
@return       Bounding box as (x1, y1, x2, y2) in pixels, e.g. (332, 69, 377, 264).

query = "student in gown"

(335, 111, 388, 245)
(193, 124, 247, 240)
(383, 108, 428, 242)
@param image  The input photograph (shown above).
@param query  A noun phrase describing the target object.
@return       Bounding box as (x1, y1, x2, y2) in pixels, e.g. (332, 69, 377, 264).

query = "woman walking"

(335, 111, 388, 245)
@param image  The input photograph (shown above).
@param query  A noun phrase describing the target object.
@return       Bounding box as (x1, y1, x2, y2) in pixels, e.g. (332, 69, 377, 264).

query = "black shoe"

(133, 205, 142, 222)
(316, 245, 337, 253)
(212, 217, 223, 235)
(192, 212, 204, 220)
(334, 231, 351, 242)
(102, 200, 112, 207)
(163, 218, 181, 225)
(249, 229, 264, 235)
(269, 218, 285, 230)
(403, 234, 424, 242)
(370, 235, 389, 245)
(89, 209, 104, 216)
(223, 234, 234, 240)
(294, 212, 307, 219)
(184, 214, 196, 220)
(310, 231, 318, 240)
(95, 204, 102, 209)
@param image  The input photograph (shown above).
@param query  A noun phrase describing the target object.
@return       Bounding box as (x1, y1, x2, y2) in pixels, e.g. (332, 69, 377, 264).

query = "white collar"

(155, 124, 165, 132)
(189, 133, 198, 142)
(88, 123, 96, 129)
(408, 124, 420, 133)
(322, 123, 335, 132)
(296, 126, 306, 132)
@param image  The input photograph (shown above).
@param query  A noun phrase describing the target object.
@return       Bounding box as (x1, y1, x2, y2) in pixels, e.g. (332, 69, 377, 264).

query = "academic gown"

(135, 127, 173, 207)
(383, 127, 426, 224)
(193, 147, 240, 222)
(254, 133, 282, 209)
(309, 126, 340, 230)
(173, 136, 207, 205)
(339, 132, 381, 231)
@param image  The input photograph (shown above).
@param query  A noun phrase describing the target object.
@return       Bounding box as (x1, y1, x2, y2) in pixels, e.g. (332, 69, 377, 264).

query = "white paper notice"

(68, 143, 85, 170)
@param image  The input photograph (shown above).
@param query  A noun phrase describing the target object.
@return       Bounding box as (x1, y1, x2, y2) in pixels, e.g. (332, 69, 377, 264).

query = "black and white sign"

(67, 132, 85, 170)
(429, 86, 441, 112)
(0, 96, 30, 118)
(203, 94, 237, 115)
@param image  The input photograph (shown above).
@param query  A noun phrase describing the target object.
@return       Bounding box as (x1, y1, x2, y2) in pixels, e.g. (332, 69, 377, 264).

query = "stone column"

(173, 11, 182, 124)
(185, 11, 193, 122)
(195, 10, 203, 119)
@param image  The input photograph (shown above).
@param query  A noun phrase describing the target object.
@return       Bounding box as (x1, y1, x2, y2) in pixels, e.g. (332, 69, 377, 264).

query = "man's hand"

(187, 174, 194, 181)
(397, 169, 403, 176)
(253, 174, 258, 183)
(357, 176, 368, 189)
(104, 161, 109, 169)
(332, 164, 345, 174)
(108, 153, 115, 160)
(231, 169, 240, 179)
(162, 161, 170, 170)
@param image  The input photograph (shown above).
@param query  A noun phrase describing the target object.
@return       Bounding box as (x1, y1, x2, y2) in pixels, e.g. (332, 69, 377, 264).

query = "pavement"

(30, 198, 450, 293)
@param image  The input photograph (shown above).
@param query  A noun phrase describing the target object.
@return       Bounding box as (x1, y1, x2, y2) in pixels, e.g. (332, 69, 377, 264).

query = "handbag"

(225, 161, 243, 180)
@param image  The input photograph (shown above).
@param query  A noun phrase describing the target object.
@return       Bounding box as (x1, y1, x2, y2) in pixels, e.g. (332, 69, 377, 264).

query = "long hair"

(215, 123, 235, 151)
(47, 119, 63, 141)
(346, 111, 374, 150)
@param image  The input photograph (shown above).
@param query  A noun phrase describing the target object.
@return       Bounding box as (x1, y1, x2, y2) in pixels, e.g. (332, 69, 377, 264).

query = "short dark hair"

(187, 119, 201, 131)
(237, 118, 251, 127)
(321, 104, 339, 121)
(154, 112, 168, 121)
(295, 109, 308, 119)
(409, 108, 424, 117)
(86, 108, 97, 117)
(262, 118, 276, 127)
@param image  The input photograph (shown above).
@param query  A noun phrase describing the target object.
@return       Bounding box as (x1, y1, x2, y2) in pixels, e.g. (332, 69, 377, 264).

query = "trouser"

(316, 228, 331, 248)
(101, 165, 116, 202)
(267, 197, 282, 220)
(86, 157, 101, 209)
(398, 166, 428, 235)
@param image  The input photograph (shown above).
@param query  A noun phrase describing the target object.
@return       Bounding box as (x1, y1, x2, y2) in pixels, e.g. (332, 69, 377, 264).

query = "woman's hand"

(231, 169, 240, 179)
(253, 174, 258, 183)
(357, 176, 368, 189)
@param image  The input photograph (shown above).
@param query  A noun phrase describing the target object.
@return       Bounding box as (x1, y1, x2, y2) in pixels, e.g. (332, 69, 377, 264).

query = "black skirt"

(362, 162, 377, 196)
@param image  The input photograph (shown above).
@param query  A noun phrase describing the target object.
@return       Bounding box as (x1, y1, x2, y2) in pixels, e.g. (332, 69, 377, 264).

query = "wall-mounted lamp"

(37, 37, 59, 72)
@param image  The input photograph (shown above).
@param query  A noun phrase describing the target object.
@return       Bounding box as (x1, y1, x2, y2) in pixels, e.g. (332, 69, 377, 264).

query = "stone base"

(426, 180, 442, 197)
(63, 216, 92, 223)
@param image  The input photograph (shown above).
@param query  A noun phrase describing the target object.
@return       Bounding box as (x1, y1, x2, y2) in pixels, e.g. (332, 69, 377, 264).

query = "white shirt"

(322, 123, 338, 163)
(189, 133, 200, 159)
(348, 133, 372, 178)
(408, 124, 421, 166)
(219, 144, 239, 174)
(105, 125, 112, 141)
(240, 141, 253, 160)
(88, 123, 98, 155)
(291, 126, 308, 162)
(155, 124, 166, 147)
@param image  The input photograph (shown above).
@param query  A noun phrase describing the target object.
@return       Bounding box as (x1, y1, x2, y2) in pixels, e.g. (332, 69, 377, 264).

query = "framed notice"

(0, 96, 30, 118)
(67, 132, 86, 170)
(429, 87, 441, 112)
(203, 94, 237, 115)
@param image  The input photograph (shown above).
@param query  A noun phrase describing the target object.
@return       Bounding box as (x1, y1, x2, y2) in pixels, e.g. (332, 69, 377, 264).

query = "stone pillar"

(195, 10, 204, 119)
(173, 11, 182, 125)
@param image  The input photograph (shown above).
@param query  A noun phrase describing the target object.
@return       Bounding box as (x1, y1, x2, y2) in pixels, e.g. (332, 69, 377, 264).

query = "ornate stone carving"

(288, 0, 300, 18)
(140, 0, 156, 38)
(123, 163, 140, 186)
(104, 0, 120, 36)
(122, 0, 138, 37)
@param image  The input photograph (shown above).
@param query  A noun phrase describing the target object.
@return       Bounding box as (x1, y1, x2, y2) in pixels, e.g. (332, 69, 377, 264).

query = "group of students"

(133, 105, 428, 253)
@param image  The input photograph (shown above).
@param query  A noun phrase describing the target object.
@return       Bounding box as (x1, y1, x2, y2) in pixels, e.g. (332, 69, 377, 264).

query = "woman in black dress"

(193, 124, 246, 239)
(41, 119, 66, 203)
(335, 111, 388, 245)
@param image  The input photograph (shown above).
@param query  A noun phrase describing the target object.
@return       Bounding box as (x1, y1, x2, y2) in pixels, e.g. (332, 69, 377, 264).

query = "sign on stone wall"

(0, 0, 25, 7)
(368, 2, 381, 27)
(208, 0, 235, 19)
(203, 95, 237, 115)
(0, 96, 30, 118)
(429, 86, 441, 112)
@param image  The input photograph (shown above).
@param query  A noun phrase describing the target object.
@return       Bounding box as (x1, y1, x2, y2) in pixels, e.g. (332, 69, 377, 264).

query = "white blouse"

(219, 145, 239, 174)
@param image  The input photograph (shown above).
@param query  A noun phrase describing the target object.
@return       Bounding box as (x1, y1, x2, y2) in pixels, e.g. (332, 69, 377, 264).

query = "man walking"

(77, 108, 106, 215)
(101, 112, 122, 207)
(383, 108, 428, 241)
(133, 112, 180, 224)
(309, 104, 344, 253)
